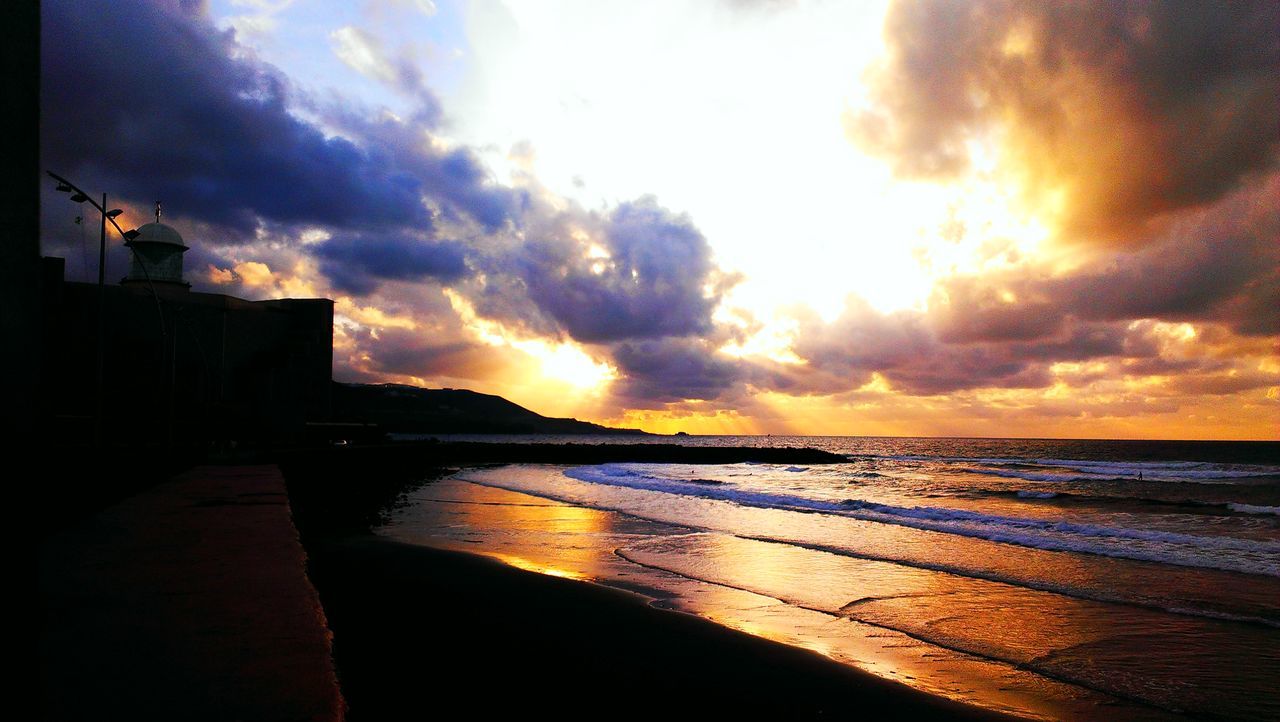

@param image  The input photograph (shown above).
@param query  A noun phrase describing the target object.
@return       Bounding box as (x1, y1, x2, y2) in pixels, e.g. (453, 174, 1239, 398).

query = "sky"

(40, 0, 1279, 439)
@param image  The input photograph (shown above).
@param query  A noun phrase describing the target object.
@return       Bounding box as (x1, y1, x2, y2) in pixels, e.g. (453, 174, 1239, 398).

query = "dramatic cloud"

(360, 331, 511, 381)
(850, 0, 1280, 241)
(314, 231, 469, 295)
(309, 106, 526, 234)
(472, 196, 736, 344)
(931, 176, 1280, 342)
(39, 0, 743, 408)
(39, 0, 1278, 437)
(610, 337, 742, 405)
(41, 0, 511, 235)
(774, 245, 1276, 398)
(781, 299, 1057, 396)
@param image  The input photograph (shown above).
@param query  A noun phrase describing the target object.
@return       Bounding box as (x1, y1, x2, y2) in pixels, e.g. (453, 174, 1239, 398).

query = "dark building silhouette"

(40, 216, 333, 448)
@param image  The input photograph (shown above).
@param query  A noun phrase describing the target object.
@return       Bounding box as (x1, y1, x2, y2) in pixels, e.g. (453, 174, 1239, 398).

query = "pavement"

(40, 464, 345, 721)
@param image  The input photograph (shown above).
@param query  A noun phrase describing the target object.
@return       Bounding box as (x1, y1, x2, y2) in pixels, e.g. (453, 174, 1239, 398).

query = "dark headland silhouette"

(331, 381, 648, 436)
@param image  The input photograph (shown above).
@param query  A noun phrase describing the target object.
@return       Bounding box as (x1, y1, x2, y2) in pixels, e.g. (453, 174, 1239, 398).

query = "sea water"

(383, 436, 1280, 720)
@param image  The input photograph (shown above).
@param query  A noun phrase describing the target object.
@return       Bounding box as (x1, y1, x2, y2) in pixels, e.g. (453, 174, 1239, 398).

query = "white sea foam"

(1017, 490, 1059, 499)
(563, 464, 1280, 577)
(964, 462, 1277, 484)
(1228, 503, 1280, 516)
(955, 467, 1117, 483)
(1028, 458, 1280, 481)
(856, 454, 1280, 483)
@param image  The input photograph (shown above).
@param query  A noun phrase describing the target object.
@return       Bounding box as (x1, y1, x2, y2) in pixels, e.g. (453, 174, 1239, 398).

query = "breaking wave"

(565, 464, 1280, 578)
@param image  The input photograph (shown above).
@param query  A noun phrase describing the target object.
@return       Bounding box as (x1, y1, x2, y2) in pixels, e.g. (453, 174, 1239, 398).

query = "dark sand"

(305, 534, 1016, 721)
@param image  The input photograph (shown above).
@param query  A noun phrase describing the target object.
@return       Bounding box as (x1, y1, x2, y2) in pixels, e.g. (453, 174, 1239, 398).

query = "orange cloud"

(849, 0, 1280, 244)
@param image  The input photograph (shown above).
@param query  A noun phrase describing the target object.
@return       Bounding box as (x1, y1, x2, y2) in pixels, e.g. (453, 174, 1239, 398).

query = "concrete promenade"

(40, 465, 345, 721)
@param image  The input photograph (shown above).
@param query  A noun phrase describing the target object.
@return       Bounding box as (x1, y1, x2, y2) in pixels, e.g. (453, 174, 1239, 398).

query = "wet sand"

(303, 533, 1014, 721)
(377, 472, 1200, 720)
(281, 444, 1140, 720)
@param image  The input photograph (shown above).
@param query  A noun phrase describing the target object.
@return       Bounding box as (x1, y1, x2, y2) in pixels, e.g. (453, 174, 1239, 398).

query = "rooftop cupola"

(122, 201, 189, 288)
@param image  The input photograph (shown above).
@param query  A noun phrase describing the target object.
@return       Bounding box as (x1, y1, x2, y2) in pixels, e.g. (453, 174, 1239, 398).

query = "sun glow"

(488, 553, 588, 581)
(610, 407, 762, 436)
(336, 297, 418, 330)
(444, 289, 616, 391)
(183, 0, 1279, 441)
(457, 1, 1057, 333)
(717, 312, 803, 365)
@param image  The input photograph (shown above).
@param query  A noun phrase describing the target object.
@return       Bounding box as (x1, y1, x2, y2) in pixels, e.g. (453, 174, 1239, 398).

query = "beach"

(303, 534, 1011, 720)
(317, 437, 1279, 720)
(39, 437, 1279, 720)
(33, 0, 1279, 718)
(286, 441, 1017, 719)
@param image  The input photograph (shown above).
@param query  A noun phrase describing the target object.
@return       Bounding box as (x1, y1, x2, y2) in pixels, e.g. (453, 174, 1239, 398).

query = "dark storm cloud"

(609, 337, 742, 405)
(312, 106, 526, 234)
(783, 301, 1057, 395)
(41, 0, 739, 402)
(314, 232, 469, 295)
(772, 292, 1222, 398)
(41, 0, 516, 235)
(851, 0, 1280, 240)
(931, 276, 1061, 343)
(432, 194, 747, 404)
(773, 265, 1276, 396)
(931, 212, 1280, 344)
(1016, 323, 1134, 362)
(509, 197, 733, 343)
(1167, 372, 1279, 397)
(1055, 236, 1276, 333)
(362, 330, 511, 380)
(1119, 355, 1230, 378)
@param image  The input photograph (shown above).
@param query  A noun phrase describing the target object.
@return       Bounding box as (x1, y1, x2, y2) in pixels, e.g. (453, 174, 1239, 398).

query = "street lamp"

(47, 171, 164, 446)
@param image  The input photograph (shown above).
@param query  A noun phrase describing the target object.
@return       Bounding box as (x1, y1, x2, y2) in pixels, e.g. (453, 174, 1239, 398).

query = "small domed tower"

(122, 202, 189, 288)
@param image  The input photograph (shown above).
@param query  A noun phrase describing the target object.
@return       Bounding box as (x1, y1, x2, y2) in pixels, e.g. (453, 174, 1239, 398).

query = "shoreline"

(303, 532, 1016, 721)
(279, 441, 848, 536)
(369, 470, 1194, 721)
(287, 443, 1263, 719)
(283, 446, 1042, 719)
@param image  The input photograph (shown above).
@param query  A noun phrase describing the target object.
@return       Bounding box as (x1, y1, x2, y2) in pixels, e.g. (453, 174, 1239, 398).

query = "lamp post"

(47, 171, 163, 447)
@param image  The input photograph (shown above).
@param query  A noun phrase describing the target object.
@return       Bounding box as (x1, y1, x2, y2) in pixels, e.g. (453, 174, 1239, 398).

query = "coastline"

(303, 533, 1015, 721)
(282, 445, 1016, 719)
(44, 439, 1267, 718)
(286, 441, 1276, 720)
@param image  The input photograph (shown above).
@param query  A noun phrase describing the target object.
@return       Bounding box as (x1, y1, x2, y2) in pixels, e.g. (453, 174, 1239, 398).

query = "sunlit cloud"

(444, 289, 615, 393)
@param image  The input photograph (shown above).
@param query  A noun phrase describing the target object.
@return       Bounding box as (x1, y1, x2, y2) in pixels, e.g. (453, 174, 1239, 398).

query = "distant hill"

(331, 382, 649, 435)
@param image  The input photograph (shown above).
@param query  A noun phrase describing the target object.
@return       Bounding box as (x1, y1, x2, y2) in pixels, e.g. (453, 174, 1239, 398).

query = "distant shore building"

(41, 209, 333, 448)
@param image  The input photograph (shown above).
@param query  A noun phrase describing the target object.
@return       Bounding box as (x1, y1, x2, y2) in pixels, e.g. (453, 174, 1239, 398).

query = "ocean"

(382, 436, 1280, 720)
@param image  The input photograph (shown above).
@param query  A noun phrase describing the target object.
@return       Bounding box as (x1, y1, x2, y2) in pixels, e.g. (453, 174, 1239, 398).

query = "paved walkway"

(40, 465, 345, 721)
